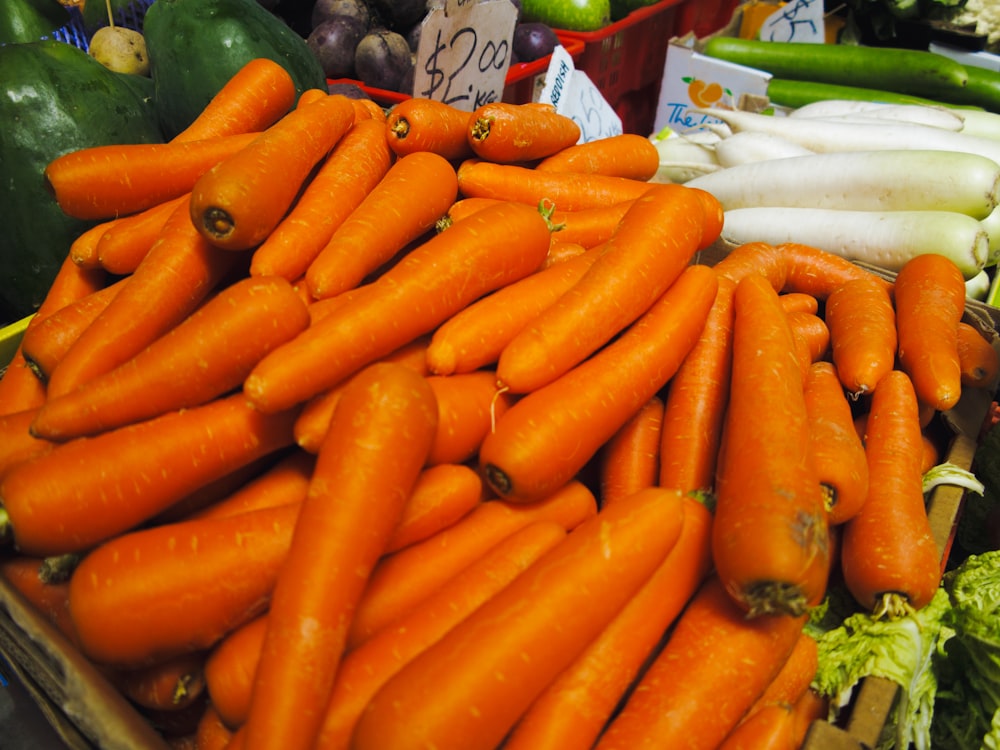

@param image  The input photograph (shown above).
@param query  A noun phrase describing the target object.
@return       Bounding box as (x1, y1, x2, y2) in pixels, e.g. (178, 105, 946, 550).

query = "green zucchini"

(702, 37, 970, 100)
(934, 64, 1000, 114)
(766, 78, 959, 110)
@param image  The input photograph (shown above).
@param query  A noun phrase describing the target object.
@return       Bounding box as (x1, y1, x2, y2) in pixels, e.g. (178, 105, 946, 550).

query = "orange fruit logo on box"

(685, 78, 727, 108)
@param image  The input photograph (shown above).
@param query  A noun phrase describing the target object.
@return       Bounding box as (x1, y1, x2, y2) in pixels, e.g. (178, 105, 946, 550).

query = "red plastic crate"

(674, 0, 741, 38)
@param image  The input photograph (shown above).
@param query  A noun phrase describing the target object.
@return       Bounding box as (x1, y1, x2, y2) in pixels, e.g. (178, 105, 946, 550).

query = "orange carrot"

(594, 575, 806, 750)
(347, 480, 598, 649)
(541, 238, 588, 266)
(712, 273, 830, 617)
(242, 363, 438, 750)
(190, 94, 356, 251)
(244, 200, 552, 414)
(192, 703, 234, 750)
(713, 241, 789, 289)
(804, 361, 870, 525)
(68, 218, 115, 268)
(385, 97, 475, 161)
(824, 274, 897, 397)
(295, 88, 330, 109)
(546, 200, 635, 249)
(424, 370, 512, 466)
(0, 408, 53, 479)
(44, 132, 260, 220)
(839, 369, 942, 617)
(191, 449, 315, 522)
(786, 310, 830, 374)
(351, 97, 385, 122)
(535, 133, 661, 180)
(956, 320, 999, 389)
(746, 630, 819, 717)
(115, 651, 207, 712)
(350, 485, 686, 750)
(305, 151, 459, 299)
(204, 614, 268, 729)
(778, 292, 819, 315)
(437, 196, 503, 228)
(481, 263, 718, 502)
(791, 689, 830, 746)
(0, 555, 77, 644)
(467, 102, 581, 163)
(31, 276, 310, 441)
(717, 702, 798, 750)
(598, 396, 665, 508)
(385, 463, 484, 554)
(249, 118, 396, 282)
(0, 392, 299, 556)
(503, 491, 713, 750)
(95, 193, 190, 275)
(779, 242, 890, 299)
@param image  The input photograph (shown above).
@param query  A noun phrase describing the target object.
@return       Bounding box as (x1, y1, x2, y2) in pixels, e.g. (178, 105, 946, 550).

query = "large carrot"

(43, 132, 260, 221)
(713, 241, 789, 289)
(304, 151, 459, 299)
(203, 614, 268, 729)
(546, 200, 635, 248)
(535, 133, 661, 180)
(190, 94, 356, 251)
(467, 102, 582, 163)
(839, 369, 942, 617)
(243, 200, 552, 414)
(385, 463, 484, 554)
(350, 485, 686, 750)
(0, 555, 78, 645)
(67, 502, 302, 667)
(424, 370, 512, 466)
(598, 396, 665, 508)
(503, 491, 713, 750)
(242, 363, 437, 750)
(594, 575, 807, 750)
(956, 320, 1000, 389)
(712, 273, 830, 617)
(385, 97, 475, 161)
(496, 184, 719, 393)
(481, 263, 718, 502)
(823, 274, 897, 396)
(779, 242, 890, 299)
(0, 392, 299, 556)
(94, 193, 189, 275)
(0, 408, 53, 479)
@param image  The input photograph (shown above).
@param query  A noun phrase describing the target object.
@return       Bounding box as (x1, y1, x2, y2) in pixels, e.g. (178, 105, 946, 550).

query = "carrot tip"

(483, 463, 513, 496)
(0, 508, 11, 549)
(872, 591, 916, 621)
(741, 580, 811, 618)
(201, 207, 236, 242)
(38, 552, 81, 585)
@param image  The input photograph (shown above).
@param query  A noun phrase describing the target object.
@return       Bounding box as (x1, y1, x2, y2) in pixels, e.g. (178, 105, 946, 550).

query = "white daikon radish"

(686, 149, 1000, 219)
(966, 269, 992, 301)
(956, 108, 1000, 142)
(647, 127, 722, 184)
(981, 204, 1000, 266)
(712, 131, 814, 167)
(790, 102, 965, 131)
(719, 207, 988, 279)
(787, 99, 897, 118)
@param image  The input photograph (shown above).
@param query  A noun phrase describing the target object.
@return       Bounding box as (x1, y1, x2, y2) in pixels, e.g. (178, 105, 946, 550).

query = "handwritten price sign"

(538, 45, 622, 143)
(413, 0, 518, 111)
(760, 0, 824, 43)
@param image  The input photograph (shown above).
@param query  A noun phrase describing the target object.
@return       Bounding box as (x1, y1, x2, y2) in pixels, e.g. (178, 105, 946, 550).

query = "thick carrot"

(778, 292, 819, 315)
(0, 408, 53, 480)
(717, 702, 798, 750)
(598, 396, 665, 508)
(481, 263, 719, 501)
(249, 118, 395, 282)
(823, 274, 897, 396)
(95, 193, 189, 275)
(30, 276, 310, 441)
(658, 276, 735, 494)
(593, 575, 807, 750)
(839, 369, 942, 617)
(503, 491, 713, 750)
(190, 94, 356, 251)
(713, 241, 789, 289)
(346, 480, 598, 649)
(804, 361, 870, 525)
(305, 151, 459, 299)
(546, 200, 635, 249)
(424, 245, 602, 376)
(385, 463, 484, 554)
(244, 200, 552, 414)
(0, 392, 299, 556)
(190, 449, 315, 522)
(535, 132, 661, 180)
(956, 320, 1000, 389)
(456, 158, 654, 210)
(204, 614, 268, 729)
(712, 273, 830, 617)
(314, 520, 568, 750)
(241, 363, 438, 750)
(67, 502, 302, 667)
(424, 370, 512, 466)
(45, 195, 240, 399)
(44, 132, 260, 220)
(467, 102, 581, 163)
(0, 555, 77, 645)
(350, 485, 686, 750)
(385, 97, 475, 161)
(171, 58, 297, 143)
(786, 310, 830, 374)
(114, 651, 207, 712)
(779, 242, 891, 299)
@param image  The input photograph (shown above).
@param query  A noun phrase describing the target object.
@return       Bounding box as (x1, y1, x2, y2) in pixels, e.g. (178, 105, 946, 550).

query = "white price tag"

(413, 0, 518, 111)
(538, 45, 622, 143)
(759, 0, 824, 44)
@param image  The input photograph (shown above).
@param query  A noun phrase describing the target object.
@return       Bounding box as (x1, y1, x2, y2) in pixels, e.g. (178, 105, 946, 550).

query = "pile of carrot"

(0, 58, 997, 750)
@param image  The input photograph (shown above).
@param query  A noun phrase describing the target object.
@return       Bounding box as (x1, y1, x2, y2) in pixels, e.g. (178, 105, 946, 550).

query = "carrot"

(546, 200, 635, 249)
(67, 501, 302, 668)
(385, 97, 475, 161)
(786, 310, 830, 374)
(921, 430, 942, 473)
(171, 58, 297, 143)
(658, 276, 735, 494)
(243, 200, 552, 414)
(191, 449, 315, 522)
(385, 463, 484, 554)
(351, 97, 385, 122)
(778, 291, 819, 314)
(346, 480, 598, 649)
(424, 370, 512, 466)
(114, 651, 207, 712)
(295, 88, 329, 109)
(350, 485, 686, 750)
(0, 392, 299, 556)
(424, 245, 602, 376)
(249, 118, 395, 282)
(204, 614, 268, 729)
(95, 193, 189, 275)
(466, 102, 581, 163)
(44, 132, 260, 220)
(535, 132, 661, 180)
(791, 689, 830, 747)
(437, 196, 502, 228)
(0, 408, 53, 479)
(839, 369, 942, 617)
(68, 218, 115, 268)
(192, 703, 234, 750)
(598, 396, 664, 508)
(804, 361, 870, 525)
(304, 151, 459, 299)
(717, 702, 798, 750)
(190, 94, 356, 251)
(778, 242, 890, 299)
(541, 238, 587, 266)
(747, 630, 819, 716)
(496, 184, 719, 394)
(712, 273, 830, 617)
(823, 274, 897, 396)
(314, 520, 568, 750)
(241, 363, 438, 750)
(956, 320, 1000, 389)
(481, 263, 719, 501)
(593, 575, 807, 750)
(456, 159, 654, 210)
(0, 345, 46, 417)
(503, 491, 713, 750)
(30, 276, 310, 441)
(0, 555, 77, 644)
(713, 241, 789, 289)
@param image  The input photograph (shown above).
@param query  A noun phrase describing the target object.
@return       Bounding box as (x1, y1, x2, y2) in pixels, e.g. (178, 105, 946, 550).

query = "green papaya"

(143, 0, 327, 139)
(0, 0, 70, 44)
(0, 40, 164, 324)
